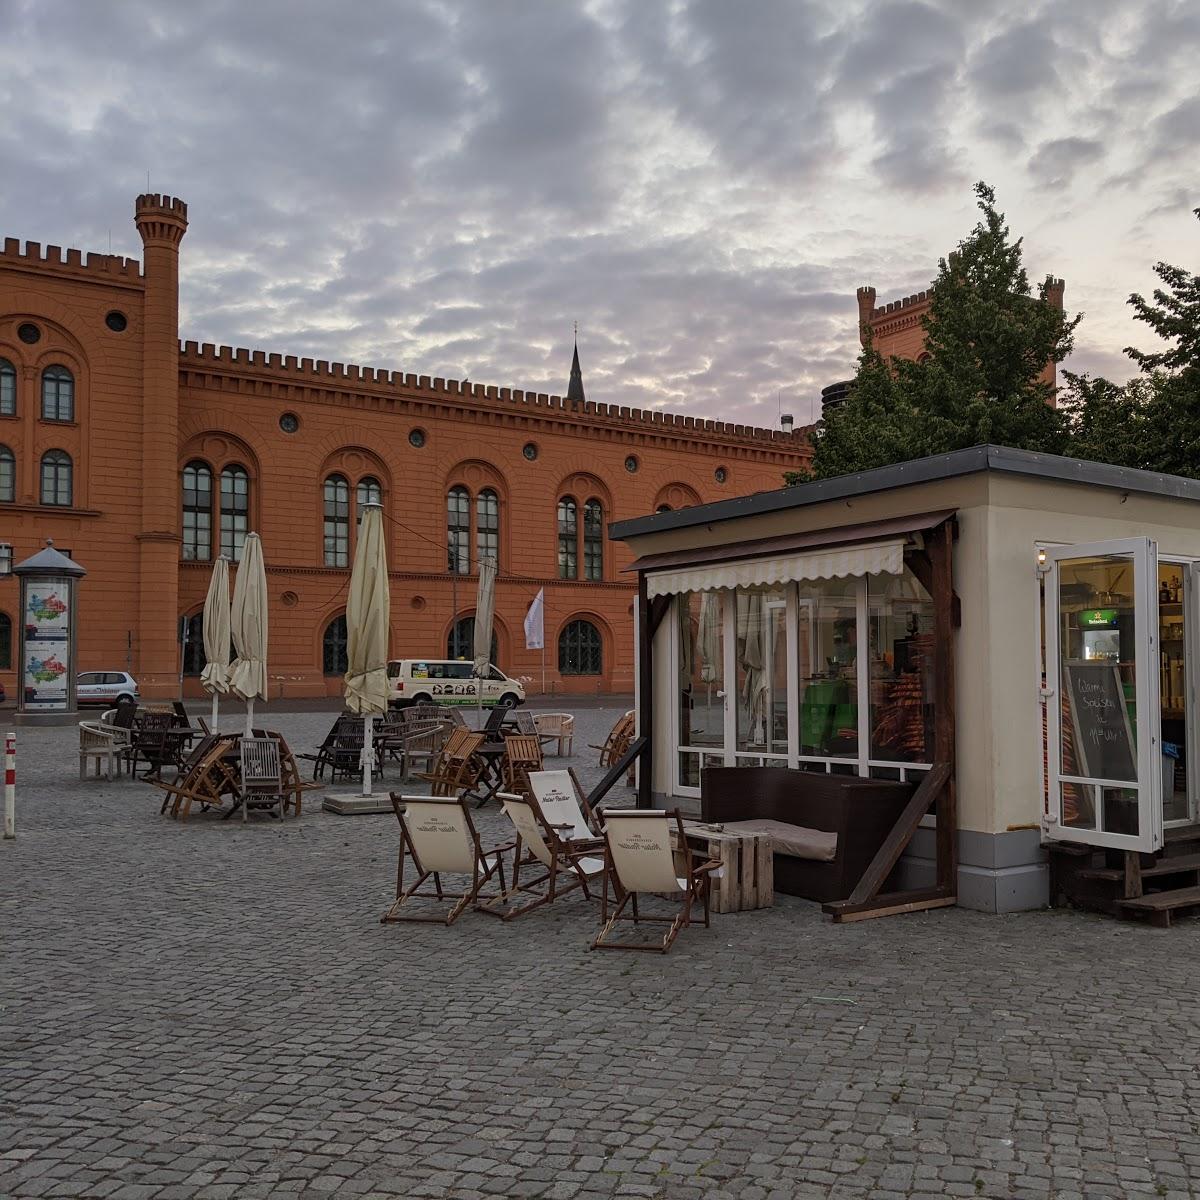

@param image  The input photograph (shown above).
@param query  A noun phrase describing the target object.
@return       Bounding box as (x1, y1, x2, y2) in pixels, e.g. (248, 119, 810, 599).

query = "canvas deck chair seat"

(381, 794, 509, 925)
(592, 809, 721, 953)
(527, 768, 598, 841)
(478, 792, 605, 922)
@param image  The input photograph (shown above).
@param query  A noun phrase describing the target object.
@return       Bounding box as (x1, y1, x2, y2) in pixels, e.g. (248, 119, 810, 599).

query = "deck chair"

(502, 734, 544, 796)
(589, 710, 637, 783)
(418, 729, 485, 796)
(591, 809, 720, 953)
(527, 769, 597, 840)
(381, 794, 509, 924)
(534, 712, 574, 756)
(483, 706, 508, 736)
(477, 792, 605, 921)
(237, 736, 286, 823)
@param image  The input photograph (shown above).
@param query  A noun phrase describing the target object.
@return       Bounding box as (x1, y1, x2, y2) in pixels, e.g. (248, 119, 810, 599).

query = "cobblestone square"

(3, 702, 1200, 1199)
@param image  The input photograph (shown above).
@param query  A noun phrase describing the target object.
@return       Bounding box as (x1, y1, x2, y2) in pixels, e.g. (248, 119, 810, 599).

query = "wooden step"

(1117, 885, 1200, 928)
(1078, 853, 1200, 883)
(1165, 822, 1200, 845)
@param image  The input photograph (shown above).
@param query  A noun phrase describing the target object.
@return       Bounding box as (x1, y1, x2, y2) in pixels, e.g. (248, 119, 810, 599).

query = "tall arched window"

(447, 616, 498, 664)
(220, 465, 249, 561)
(323, 615, 348, 675)
(182, 612, 206, 676)
(41, 365, 74, 422)
(0, 359, 14, 416)
(476, 488, 499, 566)
(557, 496, 578, 579)
(181, 461, 212, 561)
(0, 611, 10, 669)
(323, 474, 350, 567)
(447, 486, 470, 574)
(356, 476, 382, 520)
(583, 498, 604, 581)
(40, 450, 72, 506)
(0, 445, 14, 503)
(559, 619, 602, 676)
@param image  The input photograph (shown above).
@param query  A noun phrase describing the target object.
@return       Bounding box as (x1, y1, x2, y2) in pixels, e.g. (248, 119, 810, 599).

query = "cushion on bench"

(722, 818, 838, 862)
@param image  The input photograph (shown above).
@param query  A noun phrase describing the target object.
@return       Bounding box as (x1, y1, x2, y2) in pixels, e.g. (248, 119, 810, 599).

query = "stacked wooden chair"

(501, 734, 544, 798)
(590, 709, 637, 783)
(418, 729, 485, 796)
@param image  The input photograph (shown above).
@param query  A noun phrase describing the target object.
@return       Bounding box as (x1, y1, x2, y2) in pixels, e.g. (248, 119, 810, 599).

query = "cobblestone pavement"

(3, 702, 1200, 1199)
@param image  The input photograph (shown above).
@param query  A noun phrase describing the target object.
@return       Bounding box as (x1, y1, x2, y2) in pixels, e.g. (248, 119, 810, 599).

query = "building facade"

(0, 194, 810, 702)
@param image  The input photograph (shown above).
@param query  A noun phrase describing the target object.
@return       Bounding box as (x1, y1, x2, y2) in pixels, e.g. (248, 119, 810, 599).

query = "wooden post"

(636, 572, 654, 809)
(931, 519, 957, 895)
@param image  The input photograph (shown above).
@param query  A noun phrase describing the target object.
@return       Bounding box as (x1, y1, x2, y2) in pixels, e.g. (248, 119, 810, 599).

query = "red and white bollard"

(4, 731, 14, 840)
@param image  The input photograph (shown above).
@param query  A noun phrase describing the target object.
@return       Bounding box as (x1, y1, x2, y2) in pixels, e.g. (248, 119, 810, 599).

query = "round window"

(624, 455, 639, 473)
(17, 322, 40, 344)
(279, 412, 300, 434)
(105, 310, 128, 333)
(409, 428, 426, 448)
(522, 442, 538, 461)
(714, 466, 728, 484)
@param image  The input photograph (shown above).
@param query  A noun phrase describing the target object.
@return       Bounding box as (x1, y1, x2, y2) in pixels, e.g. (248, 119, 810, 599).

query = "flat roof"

(609, 444, 1200, 540)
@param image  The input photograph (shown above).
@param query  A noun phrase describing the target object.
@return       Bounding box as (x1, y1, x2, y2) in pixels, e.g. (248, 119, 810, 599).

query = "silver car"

(76, 670, 140, 707)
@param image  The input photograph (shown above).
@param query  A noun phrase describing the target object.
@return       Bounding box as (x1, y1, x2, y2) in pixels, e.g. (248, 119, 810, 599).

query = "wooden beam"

(636, 573, 654, 809)
(828, 890, 958, 924)
(587, 736, 648, 812)
(906, 545, 961, 628)
(838, 761, 951, 907)
(931, 520, 958, 893)
(648, 594, 671, 637)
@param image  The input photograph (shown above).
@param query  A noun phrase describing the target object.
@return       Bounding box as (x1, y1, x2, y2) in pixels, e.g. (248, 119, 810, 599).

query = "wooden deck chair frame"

(381, 794, 509, 925)
(477, 792, 606, 922)
(591, 809, 720, 953)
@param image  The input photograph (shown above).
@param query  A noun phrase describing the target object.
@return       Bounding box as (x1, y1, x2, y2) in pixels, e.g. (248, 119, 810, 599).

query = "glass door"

(674, 590, 730, 795)
(1043, 538, 1163, 853)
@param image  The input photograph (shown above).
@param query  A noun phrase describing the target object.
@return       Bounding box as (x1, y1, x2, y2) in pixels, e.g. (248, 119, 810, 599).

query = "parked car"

(76, 670, 140, 707)
(386, 659, 525, 709)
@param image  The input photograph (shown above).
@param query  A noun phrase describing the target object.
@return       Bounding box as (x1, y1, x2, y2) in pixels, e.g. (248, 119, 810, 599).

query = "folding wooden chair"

(502, 734, 543, 796)
(477, 792, 605, 921)
(589, 710, 637, 783)
(151, 736, 240, 821)
(418, 729, 485, 796)
(483, 706, 509, 736)
(128, 711, 178, 778)
(381, 794, 510, 925)
(591, 809, 721, 953)
(237, 735, 286, 823)
(511, 710, 538, 736)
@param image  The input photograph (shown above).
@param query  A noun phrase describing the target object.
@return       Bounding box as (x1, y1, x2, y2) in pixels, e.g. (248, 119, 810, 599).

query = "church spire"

(567, 323, 586, 404)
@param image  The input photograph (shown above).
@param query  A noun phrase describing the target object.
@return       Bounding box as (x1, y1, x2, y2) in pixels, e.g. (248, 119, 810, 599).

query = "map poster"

(23, 576, 72, 711)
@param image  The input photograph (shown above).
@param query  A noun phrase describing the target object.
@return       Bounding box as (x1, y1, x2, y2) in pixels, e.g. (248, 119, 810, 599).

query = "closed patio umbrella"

(473, 556, 497, 726)
(344, 504, 390, 796)
(228, 533, 269, 740)
(199, 556, 231, 731)
(737, 592, 767, 746)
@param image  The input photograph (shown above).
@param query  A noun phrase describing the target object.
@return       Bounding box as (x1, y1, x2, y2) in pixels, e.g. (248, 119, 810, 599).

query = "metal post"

(4, 732, 14, 839)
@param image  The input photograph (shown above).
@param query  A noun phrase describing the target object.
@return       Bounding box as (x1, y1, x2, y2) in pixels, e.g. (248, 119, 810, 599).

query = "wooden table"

(676, 821, 774, 913)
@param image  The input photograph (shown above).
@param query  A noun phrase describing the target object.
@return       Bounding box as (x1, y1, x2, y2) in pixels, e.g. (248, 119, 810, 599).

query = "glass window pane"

(869, 569, 934, 764)
(797, 576, 858, 759)
(678, 591, 724, 753)
(735, 589, 787, 755)
(0, 446, 14, 502)
(0, 361, 14, 415)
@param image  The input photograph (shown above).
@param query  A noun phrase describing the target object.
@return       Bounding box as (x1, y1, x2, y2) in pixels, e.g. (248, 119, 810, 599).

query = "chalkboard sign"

(1063, 661, 1137, 782)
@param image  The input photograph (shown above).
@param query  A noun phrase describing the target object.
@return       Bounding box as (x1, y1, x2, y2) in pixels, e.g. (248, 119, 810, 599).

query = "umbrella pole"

(245, 697, 254, 740)
(211, 691, 219, 733)
(362, 713, 374, 797)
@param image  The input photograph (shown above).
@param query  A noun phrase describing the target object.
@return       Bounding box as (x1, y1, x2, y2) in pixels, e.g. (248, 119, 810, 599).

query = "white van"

(387, 660, 526, 709)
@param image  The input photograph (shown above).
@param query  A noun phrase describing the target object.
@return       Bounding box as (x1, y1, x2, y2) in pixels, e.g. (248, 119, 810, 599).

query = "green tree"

(1126, 209, 1200, 372)
(1058, 371, 1150, 470)
(803, 182, 1079, 481)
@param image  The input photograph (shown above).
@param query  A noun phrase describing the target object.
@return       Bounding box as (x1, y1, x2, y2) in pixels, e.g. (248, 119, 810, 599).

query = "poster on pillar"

(23, 576, 71, 710)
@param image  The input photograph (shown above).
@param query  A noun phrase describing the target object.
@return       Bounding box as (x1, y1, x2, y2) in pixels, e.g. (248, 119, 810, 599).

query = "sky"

(1, 0, 1197, 430)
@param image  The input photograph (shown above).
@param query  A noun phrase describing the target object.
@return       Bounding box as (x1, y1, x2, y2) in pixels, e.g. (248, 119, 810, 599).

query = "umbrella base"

(321, 791, 394, 815)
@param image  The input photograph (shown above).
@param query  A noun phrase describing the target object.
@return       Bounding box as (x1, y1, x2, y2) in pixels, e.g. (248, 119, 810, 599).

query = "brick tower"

(134, 193, 188, 697)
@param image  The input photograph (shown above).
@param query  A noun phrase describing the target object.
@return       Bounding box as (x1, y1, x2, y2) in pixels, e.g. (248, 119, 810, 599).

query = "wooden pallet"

(1118, 885, 1200, 928)
(679, 824, 773, 914)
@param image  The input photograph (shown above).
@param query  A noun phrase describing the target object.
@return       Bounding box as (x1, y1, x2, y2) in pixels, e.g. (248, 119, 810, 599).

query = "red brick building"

(0, 194, 810, 701)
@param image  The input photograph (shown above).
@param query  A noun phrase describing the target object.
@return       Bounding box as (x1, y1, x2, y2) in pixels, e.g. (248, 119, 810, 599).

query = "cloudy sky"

(1, 0, 1197, 428)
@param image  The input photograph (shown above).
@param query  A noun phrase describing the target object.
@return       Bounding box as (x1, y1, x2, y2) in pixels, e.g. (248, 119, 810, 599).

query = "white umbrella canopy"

(473, 556, 498, 724)
(344, 505, 390, 795)
(228, 532, 269, 738)
(199, 556, 231, 731)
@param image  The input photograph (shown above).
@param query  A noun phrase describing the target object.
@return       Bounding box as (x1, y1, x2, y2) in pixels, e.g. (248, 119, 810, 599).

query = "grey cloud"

(1027, 137, 1104, 188)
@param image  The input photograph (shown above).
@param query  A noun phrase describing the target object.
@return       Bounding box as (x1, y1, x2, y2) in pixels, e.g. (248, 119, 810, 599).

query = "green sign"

(1079, 608, 1118, 628)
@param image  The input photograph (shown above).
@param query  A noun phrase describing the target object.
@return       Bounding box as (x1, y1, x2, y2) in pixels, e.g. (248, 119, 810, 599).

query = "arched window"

(557, 496, 578, 579)
(0, 612, 11, 670)
(0, 445, 13, 503)
(41, 365, 74, 422)
(559, 619, 602, 676)
(356, 476, 382, 520)
(0, 359, 14, 416)
(656, 504, 672, 513)
(323, 474, 350, 567)
(181, 612, 206, 676)
(220, 465, 249, 561)
(447, 615, 498, 665)
(181, 461, 212, 561)
(40, 450, 72, 506)
(447, 485, 470, 574)
(323, 615, 348, 676)
(476, 488, 498, 566)
(583, 498, 604, 581)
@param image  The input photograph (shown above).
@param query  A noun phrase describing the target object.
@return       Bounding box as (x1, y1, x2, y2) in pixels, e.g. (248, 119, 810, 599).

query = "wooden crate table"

(676, 821, 774, 913)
